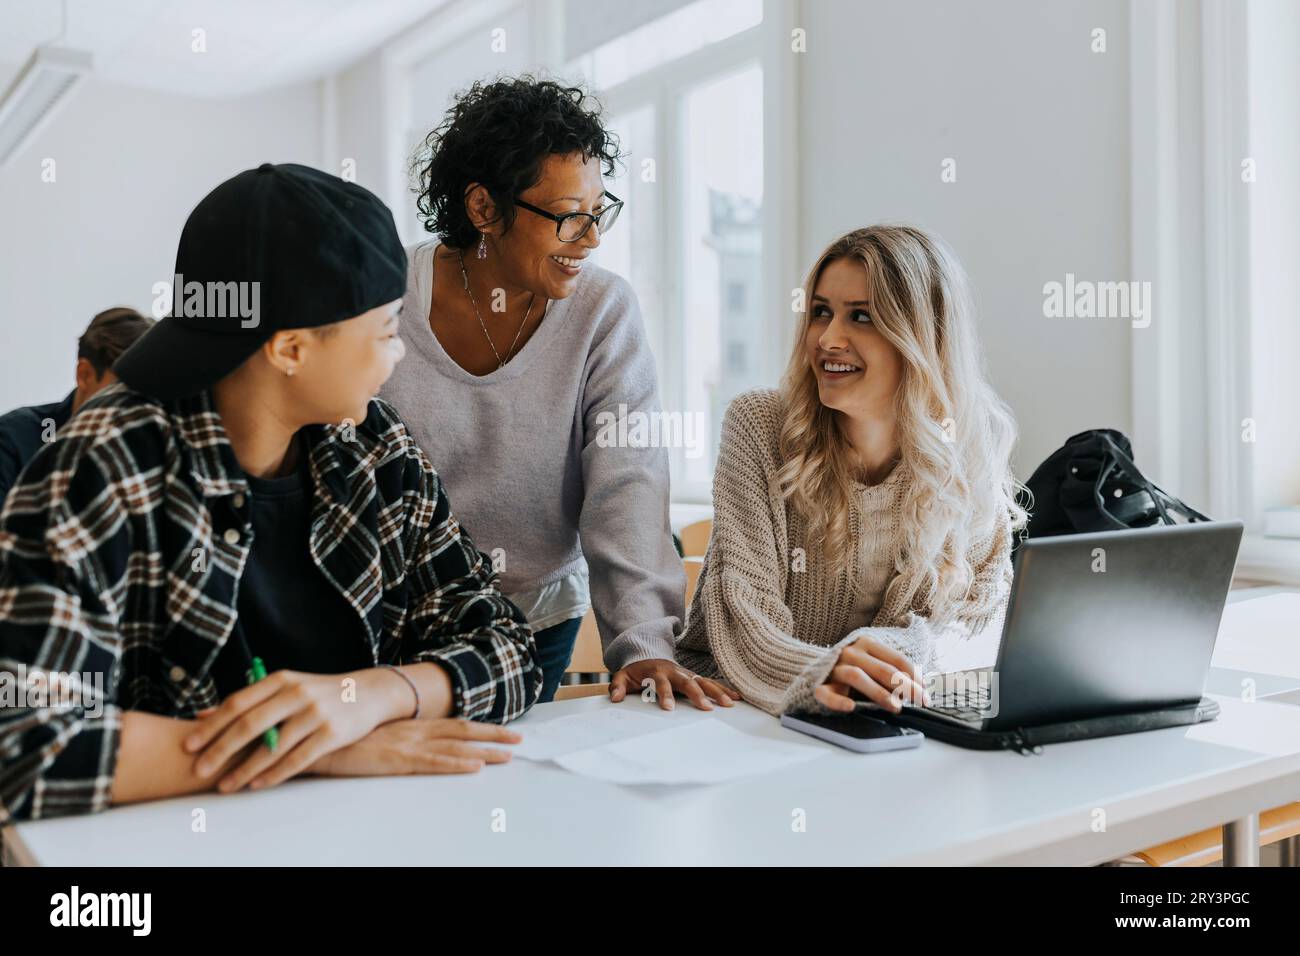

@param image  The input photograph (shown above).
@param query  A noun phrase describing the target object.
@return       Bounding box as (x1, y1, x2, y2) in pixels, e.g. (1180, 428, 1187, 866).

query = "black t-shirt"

(210, 451, 373, 696)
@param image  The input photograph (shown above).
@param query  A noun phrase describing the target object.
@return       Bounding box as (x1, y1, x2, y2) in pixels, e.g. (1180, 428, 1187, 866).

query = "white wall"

(332, 52, 389, 202)
(1246, 0, 1300, 515)
(331, 2, 544, 247)
(0, 69, 321, 410)
(798, 0, 1133, 479)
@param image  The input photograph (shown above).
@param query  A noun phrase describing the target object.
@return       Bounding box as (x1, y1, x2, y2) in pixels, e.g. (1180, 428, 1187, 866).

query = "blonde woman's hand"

(813, 635, 929, 713)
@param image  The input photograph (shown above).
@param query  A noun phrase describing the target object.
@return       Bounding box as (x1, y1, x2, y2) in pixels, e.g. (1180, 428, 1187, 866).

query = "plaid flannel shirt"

(0, 384, 541, 821)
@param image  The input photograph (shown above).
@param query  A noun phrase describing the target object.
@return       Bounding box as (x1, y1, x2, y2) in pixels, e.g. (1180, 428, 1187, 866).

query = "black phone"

(780, 711, 924, 753)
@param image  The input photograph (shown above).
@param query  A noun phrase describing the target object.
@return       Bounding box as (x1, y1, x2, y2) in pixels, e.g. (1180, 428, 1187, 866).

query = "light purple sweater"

(380, 242, 685, 670)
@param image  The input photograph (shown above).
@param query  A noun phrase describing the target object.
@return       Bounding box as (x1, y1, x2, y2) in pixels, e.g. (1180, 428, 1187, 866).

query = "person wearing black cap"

(0, 164, 541, 822)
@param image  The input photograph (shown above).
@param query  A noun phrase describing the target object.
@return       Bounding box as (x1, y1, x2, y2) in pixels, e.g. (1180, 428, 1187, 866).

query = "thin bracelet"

(380, 664, 421, 719)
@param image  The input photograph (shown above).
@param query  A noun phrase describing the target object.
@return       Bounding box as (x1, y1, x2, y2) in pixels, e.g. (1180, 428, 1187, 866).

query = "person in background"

(0, 307, 154, 501)
(385, 76, 737, 709)
(0, 163, 541, 823)
(676, 225, 1027, 716)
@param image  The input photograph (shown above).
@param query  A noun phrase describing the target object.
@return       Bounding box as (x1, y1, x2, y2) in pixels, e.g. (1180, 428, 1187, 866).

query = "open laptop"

(883, 520, 1244, 739)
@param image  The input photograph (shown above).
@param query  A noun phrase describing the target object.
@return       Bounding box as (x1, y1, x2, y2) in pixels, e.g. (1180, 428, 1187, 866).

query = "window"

(567, 1, 774, 501)
(566, 0, 763, 90)
(678, 64, 764, 491)
(595, 105, 661, 357)
(727, 281, 747, 312)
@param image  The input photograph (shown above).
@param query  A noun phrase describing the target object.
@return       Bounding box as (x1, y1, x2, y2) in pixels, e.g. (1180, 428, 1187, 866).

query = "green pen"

(245, 656, 280, 752)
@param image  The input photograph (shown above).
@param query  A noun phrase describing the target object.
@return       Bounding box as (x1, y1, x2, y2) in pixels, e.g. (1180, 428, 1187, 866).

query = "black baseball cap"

(114, 162, 406, 401)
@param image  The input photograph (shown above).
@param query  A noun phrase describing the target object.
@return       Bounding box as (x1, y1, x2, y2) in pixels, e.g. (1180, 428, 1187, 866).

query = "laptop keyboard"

(925, 672, 994, 722)
(929, 683, 992, 710)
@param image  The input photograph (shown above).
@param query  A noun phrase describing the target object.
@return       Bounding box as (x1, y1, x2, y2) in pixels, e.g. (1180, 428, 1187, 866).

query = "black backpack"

(1021, 428, 1210, 538)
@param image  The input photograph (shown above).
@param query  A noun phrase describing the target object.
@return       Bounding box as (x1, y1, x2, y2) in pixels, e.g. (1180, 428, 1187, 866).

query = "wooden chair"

(683, 556, 704, 609)
(679, 519, 712, 557)
(1118, 803, 1300, 866)
(566, 610, 605, 673)
(553, 681, 610, 701)
(558, 557, 706, 693)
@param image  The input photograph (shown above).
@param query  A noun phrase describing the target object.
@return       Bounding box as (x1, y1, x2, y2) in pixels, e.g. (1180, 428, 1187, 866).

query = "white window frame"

(584, 0, 800, 502)
(1129, 0, 1300, 584)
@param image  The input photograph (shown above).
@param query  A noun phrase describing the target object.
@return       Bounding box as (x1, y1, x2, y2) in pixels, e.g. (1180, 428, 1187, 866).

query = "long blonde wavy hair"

(776, 225, 1028, 619)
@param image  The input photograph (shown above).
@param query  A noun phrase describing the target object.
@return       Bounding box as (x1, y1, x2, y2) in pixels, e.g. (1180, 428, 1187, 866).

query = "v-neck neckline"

(412, 241, 568, 385)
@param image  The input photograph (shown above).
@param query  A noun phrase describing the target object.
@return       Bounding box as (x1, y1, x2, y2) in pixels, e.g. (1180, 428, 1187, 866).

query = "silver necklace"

(458, 252, 534, 369)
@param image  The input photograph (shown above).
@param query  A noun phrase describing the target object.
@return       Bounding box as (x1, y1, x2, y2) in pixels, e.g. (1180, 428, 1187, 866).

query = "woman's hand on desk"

(813, 636, 929, 714)
(184, 669, 403, 793)
(309, 718, 522, 776)
(609, 659, 741, 711)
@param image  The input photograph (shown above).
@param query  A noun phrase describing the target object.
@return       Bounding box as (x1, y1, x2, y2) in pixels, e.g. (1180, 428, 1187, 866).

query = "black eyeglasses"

(514, 192, 623, 242)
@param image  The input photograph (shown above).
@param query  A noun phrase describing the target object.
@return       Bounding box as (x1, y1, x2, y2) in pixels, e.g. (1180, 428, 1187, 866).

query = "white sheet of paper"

(1212, 594, 1300, 678)
(513, 708, 683, 761)
(551, 719, 825, 785)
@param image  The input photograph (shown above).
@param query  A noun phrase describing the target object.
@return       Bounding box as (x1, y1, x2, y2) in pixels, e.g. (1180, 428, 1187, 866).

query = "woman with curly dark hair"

(381, 75, 738, 709)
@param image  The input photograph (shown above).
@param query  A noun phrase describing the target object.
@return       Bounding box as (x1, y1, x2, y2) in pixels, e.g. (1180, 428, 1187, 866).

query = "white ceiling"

(0, 0, 447, 98)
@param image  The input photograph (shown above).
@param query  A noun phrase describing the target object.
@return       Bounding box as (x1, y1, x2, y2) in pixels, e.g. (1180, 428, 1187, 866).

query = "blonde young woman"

(676, 225, 1027, 716)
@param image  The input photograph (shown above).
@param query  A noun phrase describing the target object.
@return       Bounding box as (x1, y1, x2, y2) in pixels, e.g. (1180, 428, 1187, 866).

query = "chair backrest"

(683, 556, 704, 609)
(564, 556, 708, 675)
(553, 682, 610, 701)
(566, 612, 605, 673)
(679, 519, 712, 557)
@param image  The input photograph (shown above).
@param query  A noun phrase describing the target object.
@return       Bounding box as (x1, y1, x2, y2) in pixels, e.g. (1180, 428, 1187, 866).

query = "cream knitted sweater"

(676, 389, 1013, 716)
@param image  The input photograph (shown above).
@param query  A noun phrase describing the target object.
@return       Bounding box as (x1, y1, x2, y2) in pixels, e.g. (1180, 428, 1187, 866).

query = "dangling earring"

(476, 232, 487, 260)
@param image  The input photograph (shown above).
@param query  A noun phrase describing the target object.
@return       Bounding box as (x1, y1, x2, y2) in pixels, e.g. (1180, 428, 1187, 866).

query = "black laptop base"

(871, 697, 1221, 755)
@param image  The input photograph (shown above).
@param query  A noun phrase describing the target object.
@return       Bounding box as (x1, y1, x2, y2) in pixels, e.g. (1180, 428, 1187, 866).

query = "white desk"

(6, 691, 1300, 866)
(6, 592, 1300, 867)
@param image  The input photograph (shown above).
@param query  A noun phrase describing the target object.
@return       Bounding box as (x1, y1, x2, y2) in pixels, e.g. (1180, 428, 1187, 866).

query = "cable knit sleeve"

(678, 395, 839, 716)
(779, 511, 1016, 715)
(679, 389, 1017, 718)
